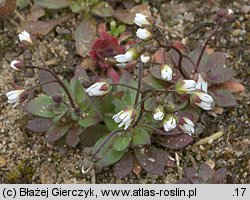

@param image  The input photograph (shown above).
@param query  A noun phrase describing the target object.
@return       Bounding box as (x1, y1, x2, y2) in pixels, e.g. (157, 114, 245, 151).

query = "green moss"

(5, 161, 34, 183)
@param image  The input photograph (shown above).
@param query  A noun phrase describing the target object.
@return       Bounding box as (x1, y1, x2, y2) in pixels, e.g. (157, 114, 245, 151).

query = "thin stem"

(196, 17, 221, 67)
(26, 65, 76, 108)
(134, 94, 153, 108)
(91, 129, 123, 160)
(133, 62, 143, 107)
(27, 80, 58, 92)
(110, 83, 142, 93)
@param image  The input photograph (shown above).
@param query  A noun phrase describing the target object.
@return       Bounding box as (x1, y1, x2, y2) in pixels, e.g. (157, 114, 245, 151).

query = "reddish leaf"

(157, 134, 194, 150)
(0, 0, 16, 15)
(26, 118, 53, 132)
(114, 153, 133, 179)
(201, 52, 226, 73)
(46, 125, 71, 144)
(152, 48, 165, 64)
(135, 146, 170, 176)
(184, 167, 197, 178)
(39, 70, 61, 96)
(79, 124, 108, 147)
(133, 159, 142, 175)
(214, 81, 245, 93)
(206, 66, 235, 83)
(20, 14, 73, 36)
(114, 4, 151, 25)
(74, 14, 96, 57)
(212, 168, 228, 183)
(66, 126, 82, 147)
(198, 163, 214, 182)
(210, 88, 236, 107)
(107, 67, 120, 83)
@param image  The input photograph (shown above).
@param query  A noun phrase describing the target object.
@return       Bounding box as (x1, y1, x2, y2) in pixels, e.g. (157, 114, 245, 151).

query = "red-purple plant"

(89, 32, 125, 82)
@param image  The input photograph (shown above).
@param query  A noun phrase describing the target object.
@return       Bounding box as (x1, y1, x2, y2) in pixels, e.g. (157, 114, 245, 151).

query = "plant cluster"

(7, 8, 238, 178)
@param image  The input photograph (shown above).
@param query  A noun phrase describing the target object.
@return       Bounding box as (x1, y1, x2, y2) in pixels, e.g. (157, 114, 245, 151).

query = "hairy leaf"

(206, 66, 235, 83)
(114, 153, 133, 179)
(135, 146, 170, 176)
(157, 134, 194, 149)
(78, 106, 102, 128)
(132, 127, 151, 146)
(66, 126, 82, 147)
(26, 118, 53, 132)
(79, 124, 108, 147)
(34, 0, 71, 9)
(113, 132, 131, 151)
(39, 70, 61, 96)
(143, 75, 170, 89)
(46, 124, 71, 143)
(118, 72, 137, 102)
(91, 1, 113, 17)
(70, 79, 84, 104)
(200, 52, 226, 73)
(24, 95, 56, 118)
(103, 113, 119, 131)
(210, 88, 236, 107)
(74, 14, 96, 57)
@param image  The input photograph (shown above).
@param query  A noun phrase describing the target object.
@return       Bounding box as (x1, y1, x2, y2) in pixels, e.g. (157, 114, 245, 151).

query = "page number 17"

(234, 188, 246, 197)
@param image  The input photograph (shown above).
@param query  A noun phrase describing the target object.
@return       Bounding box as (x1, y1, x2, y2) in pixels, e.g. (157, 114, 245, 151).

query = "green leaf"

(17, 0, 30, 8)
(34, 0, 72, 9)
(114, 25, 126, 37)
(97, 148, 124, 167)
(78, 107, 101, 128)
(24, 95, 56, 118)
(132, 127, 151, 146)
(70, 1, 81, 13)
(70, 79, 84, 104)
(112, 98, 125, 112)
(118, 72, 137, 102)
(91, 1, 114, 17)
(122, 90, 133, 105)
(113, 132, 131, 151)
(143, 75, 170, 89)
(46, 124, 71, 143)
(103, 113, 119, 131)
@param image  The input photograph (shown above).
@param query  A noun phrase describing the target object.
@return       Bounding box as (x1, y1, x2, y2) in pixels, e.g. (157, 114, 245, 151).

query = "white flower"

(85, 82, 110, 96)
(176, 80, 197, 94)
(18, 31, 32, 44)
(163, 114, 177, 131)
(153, 106, 164, 121)
(134, 13, 150, 27)
(6, 90, 28, 104)
(191, 91, 214, 110)
(10, 59, 24, 71)
(136, 28, 152, 41)
(140, 54, 150, 63)
(195, 74, 208, 93)
(161, 64, 173, 81)
(114, 48, 138, 63)
(179, 117, 195, 135)
(228, 9, 234, 15)
(113, 108, 135, 130)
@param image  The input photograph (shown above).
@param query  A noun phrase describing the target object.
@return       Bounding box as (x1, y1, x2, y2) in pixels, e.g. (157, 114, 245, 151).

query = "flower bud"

(195, 74, 208, 93)
(190, 91, 214, 110)
(85, 82, 110, 96)
(10, 59, 24, 71)
(114, 48, 138, 63)
(178, 117, 195, 135)
(153, 105, 164, 121)
(161, 64, 173, 81)
(18, 31, 32, 45)
(140, 52, 151, 63)
(163, 114, 177, 132)
(175, 80, 196, 94)
(136, 28, 152, 41)
(6, 89, 28, 105)
(52, 95, 63, 104)
(112, 108, 135, 130)
(134, 13, 150, 27)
